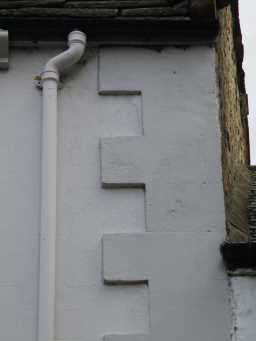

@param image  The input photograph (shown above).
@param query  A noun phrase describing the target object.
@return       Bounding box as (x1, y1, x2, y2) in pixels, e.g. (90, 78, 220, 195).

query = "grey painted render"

(103, 232, 230, 341)
(99, 46, 230, 341)
(100, 47, 225, 233)
(0, 48, 147, 341)
(0, 45, 230, 341)
(230, 277, 256, 341)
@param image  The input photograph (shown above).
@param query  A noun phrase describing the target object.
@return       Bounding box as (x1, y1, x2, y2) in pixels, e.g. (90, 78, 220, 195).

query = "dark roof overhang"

(0, 0, 218, 44)
(1, 16, 218, 45)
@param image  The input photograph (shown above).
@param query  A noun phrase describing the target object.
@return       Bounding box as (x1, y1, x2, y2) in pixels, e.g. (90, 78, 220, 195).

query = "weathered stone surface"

(249, 167, 256, 241)
(226, 165, 250, 242)
(216, 3, 250, 242)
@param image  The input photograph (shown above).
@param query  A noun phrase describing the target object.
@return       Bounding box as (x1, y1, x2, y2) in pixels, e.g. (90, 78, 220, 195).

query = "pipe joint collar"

(41, 70, 59, 83)
(68, 31, 86, 47)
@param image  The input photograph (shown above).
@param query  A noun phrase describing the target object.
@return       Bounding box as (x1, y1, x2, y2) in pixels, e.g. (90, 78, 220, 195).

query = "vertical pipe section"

(38, 75, 58, 341)
(38, 31, 86, 341)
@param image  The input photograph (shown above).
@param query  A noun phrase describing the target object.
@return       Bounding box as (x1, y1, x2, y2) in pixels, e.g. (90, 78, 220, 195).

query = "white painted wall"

(230, 277, 256, 341)
(0, 45, 230, 341)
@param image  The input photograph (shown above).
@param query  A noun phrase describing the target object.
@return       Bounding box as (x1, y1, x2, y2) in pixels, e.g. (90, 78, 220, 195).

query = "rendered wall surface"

(0, 46, 230, 341)
(230, 277, 256, 341)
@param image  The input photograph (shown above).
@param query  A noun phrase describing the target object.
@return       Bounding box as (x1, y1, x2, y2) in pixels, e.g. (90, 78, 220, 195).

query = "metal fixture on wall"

(36, 31, 86, 341)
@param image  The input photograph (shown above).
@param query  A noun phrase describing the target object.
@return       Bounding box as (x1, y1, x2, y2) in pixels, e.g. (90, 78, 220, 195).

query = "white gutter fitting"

(37, 30, 86, 341)
(0, 29, 9, 69)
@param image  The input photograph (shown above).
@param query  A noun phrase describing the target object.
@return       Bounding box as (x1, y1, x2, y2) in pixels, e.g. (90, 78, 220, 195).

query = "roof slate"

(0, 0, 214, 18)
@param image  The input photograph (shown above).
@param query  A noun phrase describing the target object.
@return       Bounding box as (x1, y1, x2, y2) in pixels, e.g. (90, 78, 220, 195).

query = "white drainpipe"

(37, 31, 86, 341)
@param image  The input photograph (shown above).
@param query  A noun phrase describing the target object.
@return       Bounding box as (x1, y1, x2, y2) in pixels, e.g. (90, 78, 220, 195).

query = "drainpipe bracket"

(0, 29, 9, 70)
(34, 76, 43, 89)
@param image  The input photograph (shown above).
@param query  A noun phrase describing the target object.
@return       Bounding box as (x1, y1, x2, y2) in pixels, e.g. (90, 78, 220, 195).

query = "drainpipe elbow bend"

(41, 31, 86, 84)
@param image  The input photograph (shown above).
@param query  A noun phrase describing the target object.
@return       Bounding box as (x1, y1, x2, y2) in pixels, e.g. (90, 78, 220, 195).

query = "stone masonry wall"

(216, 2, 250, 242)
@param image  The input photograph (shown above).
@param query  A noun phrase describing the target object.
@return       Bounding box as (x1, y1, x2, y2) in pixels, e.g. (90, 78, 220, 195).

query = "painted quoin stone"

(100, 47, 231, 340)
